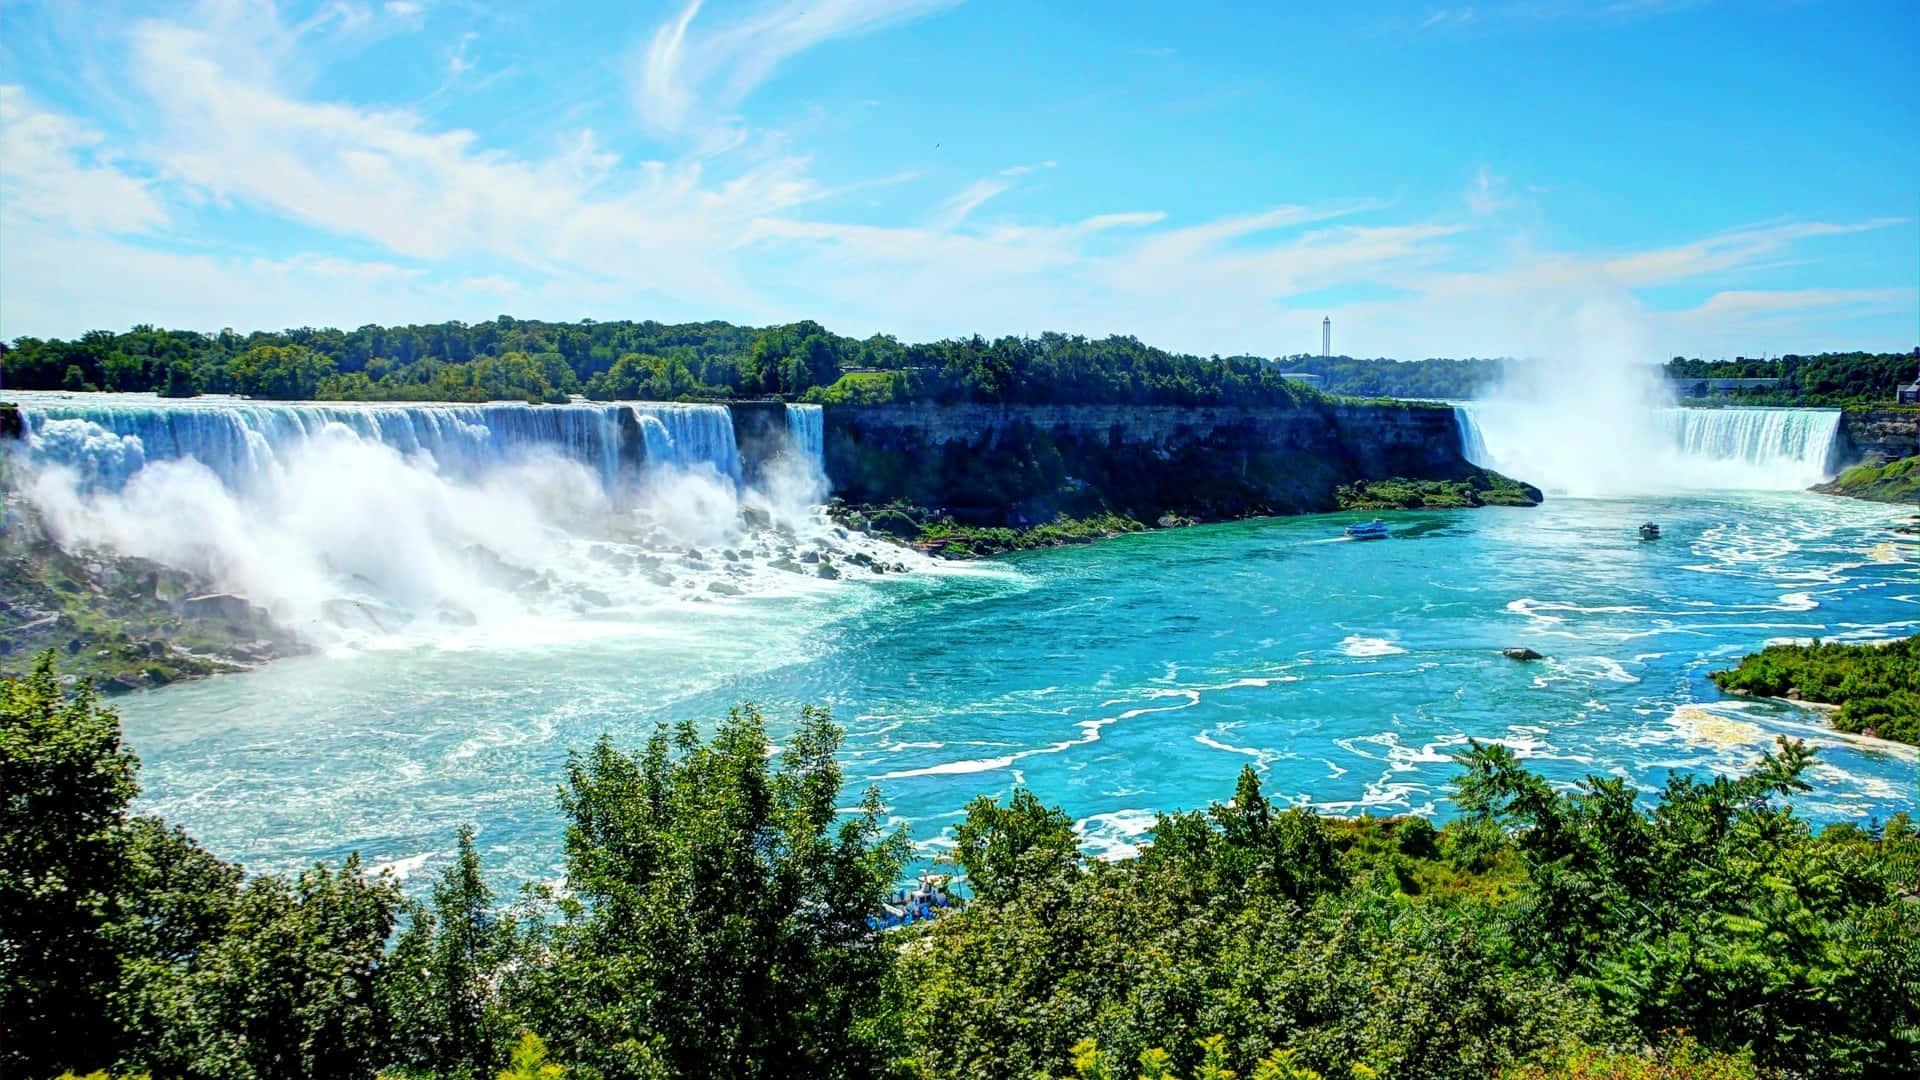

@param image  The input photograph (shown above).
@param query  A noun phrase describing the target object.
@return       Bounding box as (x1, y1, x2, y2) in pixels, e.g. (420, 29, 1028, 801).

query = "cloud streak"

(0, 0, 1908, 364)
(635, 0, 961, 140)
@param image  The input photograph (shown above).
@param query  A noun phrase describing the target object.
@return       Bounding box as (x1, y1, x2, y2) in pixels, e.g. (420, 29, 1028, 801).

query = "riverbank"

(1711, 635, 1918, 746)
(0, 505, 303, 690)
(836, 470, 1542, 559)
(1810, 455, 1918, 505)
(1335, 469, 1542, 510)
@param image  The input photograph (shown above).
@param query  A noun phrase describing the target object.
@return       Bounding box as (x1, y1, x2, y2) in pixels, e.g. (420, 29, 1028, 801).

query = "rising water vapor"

(1453, 299, 1842, 495)
(5, 394, 916, 651)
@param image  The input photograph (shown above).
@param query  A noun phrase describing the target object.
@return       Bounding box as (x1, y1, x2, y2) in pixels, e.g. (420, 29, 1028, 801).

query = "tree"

(227, 345, 337, 399)
(2, 651, 403, 1080)
(951, 787, 1082, 905)
(387, 826, 513, 1080)
(514, 705, 910, 1078)
(0, 653, 140, 1075)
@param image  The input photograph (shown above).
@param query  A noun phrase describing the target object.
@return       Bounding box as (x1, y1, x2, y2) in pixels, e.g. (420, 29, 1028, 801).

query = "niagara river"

(111, 493, 1916, 889)
(5, 392, 1913, 892)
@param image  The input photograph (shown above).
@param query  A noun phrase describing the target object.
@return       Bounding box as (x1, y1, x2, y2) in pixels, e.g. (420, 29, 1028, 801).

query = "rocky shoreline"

(832, 473, 1541, 560)
(1808, 454, 1918, 506)
(0, 509, 305, 692)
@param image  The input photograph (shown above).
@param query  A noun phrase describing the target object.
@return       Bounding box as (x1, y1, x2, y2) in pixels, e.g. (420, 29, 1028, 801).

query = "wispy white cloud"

(446, 30, 475, 75)
(635, 0, 961, 140)
(0, 1, 1905, 363)
(929, 178, 1010, 229)
(0, 84, 167, 235)
(1602, 218, 1906, 285)
(1673, 287, 1914, 323)
(1464, 164, 1510, 216)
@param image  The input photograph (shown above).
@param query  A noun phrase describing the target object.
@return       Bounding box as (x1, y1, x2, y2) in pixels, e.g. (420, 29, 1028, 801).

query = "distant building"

(1321, 317, 1331, 359)
(1671, 377, 1780, 399)
(1279, 373, 1324, 388)
(1899, 381, 1918, 405)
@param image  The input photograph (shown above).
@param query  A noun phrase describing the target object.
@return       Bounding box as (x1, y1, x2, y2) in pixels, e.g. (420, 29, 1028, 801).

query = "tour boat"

(1345, 519, 1390, 540)
(871, 873, 955, 930)
(1638, 523, 1661, 541)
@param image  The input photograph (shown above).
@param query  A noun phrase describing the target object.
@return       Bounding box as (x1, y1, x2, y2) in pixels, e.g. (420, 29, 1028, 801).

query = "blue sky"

(1, 0, 1913, 359)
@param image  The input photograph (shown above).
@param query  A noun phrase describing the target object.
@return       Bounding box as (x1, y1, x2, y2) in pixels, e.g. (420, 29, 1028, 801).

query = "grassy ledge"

(1335, 469, 1544, 510)
(1810, 455, 1919, 505)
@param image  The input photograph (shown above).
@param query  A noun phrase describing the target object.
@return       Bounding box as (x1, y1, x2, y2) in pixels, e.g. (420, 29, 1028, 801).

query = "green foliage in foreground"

(1812, 455, 1919, 505)
(1335, 470, 1543, 510)
(6, 651, 1919, 1080)
(1710, 635, 1920, 746)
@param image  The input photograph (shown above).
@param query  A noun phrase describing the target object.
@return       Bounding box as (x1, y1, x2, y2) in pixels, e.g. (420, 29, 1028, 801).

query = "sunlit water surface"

(118, 493, 1918, 890)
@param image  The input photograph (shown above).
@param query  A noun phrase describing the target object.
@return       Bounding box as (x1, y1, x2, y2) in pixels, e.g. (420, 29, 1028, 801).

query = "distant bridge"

(1670, 377, 1780, 398)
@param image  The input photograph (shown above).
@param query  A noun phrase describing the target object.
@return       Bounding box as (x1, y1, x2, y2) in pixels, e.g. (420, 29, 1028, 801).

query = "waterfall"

(1453, 407, 1490, 470)
(1658, 408, 1842, 481)
(785, 404, 824, 463)
(9, 394, 768, 496)
(17, 396, 634, 493)
(1455, 403, 1844, 494)
(1, 391, 875, 651)
(627, 403, 744, 485)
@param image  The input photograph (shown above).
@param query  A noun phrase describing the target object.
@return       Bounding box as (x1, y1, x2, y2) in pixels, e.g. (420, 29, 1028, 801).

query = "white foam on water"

(6, 393, 931, 653)
(1075, 809, 1162, 861)
(1338, 635, 1408, 657)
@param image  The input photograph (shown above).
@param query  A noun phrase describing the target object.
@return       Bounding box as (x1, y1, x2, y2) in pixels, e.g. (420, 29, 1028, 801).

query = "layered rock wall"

(821, 402, 1471, 524)
(1833, 409, 1918, 467)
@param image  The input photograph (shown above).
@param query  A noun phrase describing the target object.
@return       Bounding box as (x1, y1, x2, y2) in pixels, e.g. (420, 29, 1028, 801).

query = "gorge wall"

(1832, 408, 1918, 467)
(821, 401, 1475, 524)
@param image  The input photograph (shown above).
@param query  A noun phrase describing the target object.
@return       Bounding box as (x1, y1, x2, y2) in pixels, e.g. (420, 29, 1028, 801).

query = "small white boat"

(1345, 519, 1390, 540)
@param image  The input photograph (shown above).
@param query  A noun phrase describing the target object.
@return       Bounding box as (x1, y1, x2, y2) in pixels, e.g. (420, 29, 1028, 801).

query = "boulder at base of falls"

(816, 562, 841, 579)
(707, 581, 744, 596)
(1502, 647, 1545, 662)
(178, 593, 263, 624)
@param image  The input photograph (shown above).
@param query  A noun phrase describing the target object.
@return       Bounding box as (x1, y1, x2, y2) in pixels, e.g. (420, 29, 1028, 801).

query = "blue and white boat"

(871, 873, 955, 930)
(1345, 519, 1390, 540)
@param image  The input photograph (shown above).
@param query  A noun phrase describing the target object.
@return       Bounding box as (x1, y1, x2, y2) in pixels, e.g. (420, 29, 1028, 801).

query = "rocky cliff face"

(822, 401, 1475, 525)
(1834, 408, 1918, 467)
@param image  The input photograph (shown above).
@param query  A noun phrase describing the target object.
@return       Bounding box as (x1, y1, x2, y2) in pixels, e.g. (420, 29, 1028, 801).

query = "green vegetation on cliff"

(846, 506, 1148, 558)
(1336, 470, 1543, 510)
(1711, 635, 1919, 746)
(7, 653, 1919, 1080)
(1811, 455, 1919, 505)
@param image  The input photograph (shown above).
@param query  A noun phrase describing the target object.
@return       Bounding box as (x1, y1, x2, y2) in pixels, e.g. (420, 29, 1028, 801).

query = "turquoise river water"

(113, 491, 1916, 890)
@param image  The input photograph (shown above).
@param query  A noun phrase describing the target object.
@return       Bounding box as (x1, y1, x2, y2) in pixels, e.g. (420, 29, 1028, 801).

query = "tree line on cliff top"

(0, 320, 1318, 407)
(6, 650, 1918, 1080)
(8, 317, 1907, 407)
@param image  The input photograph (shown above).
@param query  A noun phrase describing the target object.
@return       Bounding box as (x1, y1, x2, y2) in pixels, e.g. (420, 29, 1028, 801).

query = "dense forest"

(6, 652, 1917, 1080)
(0, 321, 1316, 409)
(3, 319, 1910, 408)
(1666, 352, 1917, 407)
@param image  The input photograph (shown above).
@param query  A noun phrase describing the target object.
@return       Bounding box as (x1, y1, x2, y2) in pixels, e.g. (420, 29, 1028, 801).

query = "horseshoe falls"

(1455, 404, 1845, 495)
